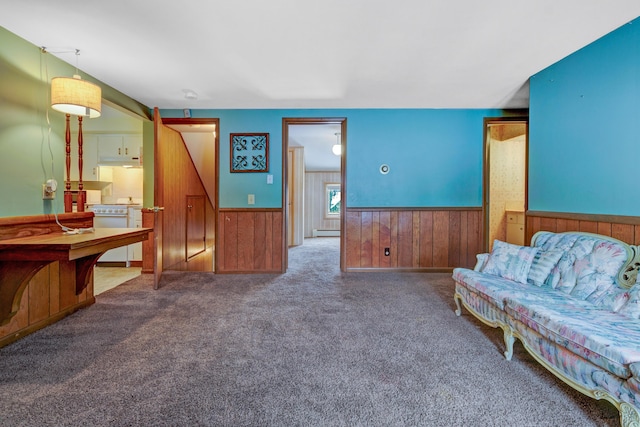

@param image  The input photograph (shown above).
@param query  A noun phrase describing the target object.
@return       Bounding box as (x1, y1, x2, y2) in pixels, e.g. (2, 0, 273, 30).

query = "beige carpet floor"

(0, 237, 620, 426)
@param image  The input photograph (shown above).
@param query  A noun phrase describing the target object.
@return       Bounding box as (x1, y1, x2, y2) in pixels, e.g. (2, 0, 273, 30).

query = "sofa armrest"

(474, 253, 490, 271)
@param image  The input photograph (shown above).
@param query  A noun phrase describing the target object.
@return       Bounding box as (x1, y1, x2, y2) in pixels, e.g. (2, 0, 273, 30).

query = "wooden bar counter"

(0, 212, 149, 348)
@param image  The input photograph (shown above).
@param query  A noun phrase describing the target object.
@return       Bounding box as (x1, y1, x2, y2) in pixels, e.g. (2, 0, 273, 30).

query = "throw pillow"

(527, 248, 564, 287)
(482, 240, 539, 284)
(474, 253, 490, 271)
(617, 285, 640, 319)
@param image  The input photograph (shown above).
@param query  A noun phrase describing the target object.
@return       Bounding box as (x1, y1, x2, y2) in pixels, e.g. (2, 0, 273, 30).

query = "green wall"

(0, 26, 150, 217)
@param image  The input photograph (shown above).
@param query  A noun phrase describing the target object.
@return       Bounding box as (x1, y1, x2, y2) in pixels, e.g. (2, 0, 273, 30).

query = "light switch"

(266, 174, 273, 184)
(248, 194, 255, 205)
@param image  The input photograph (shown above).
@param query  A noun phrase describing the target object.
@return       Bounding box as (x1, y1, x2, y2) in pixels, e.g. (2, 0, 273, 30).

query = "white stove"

(90, 205, 129, 217)
(89, 204, 132, 264)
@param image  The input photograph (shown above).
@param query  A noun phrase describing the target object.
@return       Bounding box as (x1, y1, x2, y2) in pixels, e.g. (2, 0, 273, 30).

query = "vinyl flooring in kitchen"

(93, 266, 142, 295)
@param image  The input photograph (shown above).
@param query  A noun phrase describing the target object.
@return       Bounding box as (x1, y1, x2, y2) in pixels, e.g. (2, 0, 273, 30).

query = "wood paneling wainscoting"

(0, 213, 95, 348)
(526, 211, 640, 245)
(217, 208, 285, 273)
(345, 207, 483, 271)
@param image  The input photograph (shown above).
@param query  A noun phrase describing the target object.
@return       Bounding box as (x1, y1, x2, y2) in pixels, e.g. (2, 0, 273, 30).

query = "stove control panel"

(89, 205, 129, 216)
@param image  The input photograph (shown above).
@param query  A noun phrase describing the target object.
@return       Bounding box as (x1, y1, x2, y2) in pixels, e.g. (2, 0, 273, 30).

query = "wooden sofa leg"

(454, 294, 463, 316)
(503, 327, 515, 361)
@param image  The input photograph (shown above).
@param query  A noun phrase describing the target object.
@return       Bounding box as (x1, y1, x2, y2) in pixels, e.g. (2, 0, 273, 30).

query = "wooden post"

(76, 116, 85, 212)
(63, 114, 73, 212)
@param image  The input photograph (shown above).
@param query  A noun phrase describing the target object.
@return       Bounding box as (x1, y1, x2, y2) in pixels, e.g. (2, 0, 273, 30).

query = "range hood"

(97, 156, 142, 167)
(69, 180, 112, 191)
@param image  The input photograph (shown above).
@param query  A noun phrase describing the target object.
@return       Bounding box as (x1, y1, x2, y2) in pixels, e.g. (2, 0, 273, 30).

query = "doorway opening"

(283, 118, 347, 270)
(161, 117, 219, 273)
(483, 117, 528, 252)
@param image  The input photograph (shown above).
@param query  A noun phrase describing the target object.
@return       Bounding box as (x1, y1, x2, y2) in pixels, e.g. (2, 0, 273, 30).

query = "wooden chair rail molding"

(345, 207, 483, 271)
(526, 210, 640, 245)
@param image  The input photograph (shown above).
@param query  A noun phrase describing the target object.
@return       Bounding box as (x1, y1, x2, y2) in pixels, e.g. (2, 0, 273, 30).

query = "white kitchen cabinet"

(506, 211, 525, 246)
(98, 134, 142, 163)
(69, 134, 100, 181)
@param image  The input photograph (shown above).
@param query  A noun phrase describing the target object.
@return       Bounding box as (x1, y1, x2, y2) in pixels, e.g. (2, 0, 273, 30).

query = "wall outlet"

(42, 184, 55, 200)
(248, 194, 255, 205)
(384, 247, 390, 256)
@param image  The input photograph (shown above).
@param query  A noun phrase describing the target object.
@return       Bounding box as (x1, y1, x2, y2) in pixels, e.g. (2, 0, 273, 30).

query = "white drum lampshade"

(51, 75, 102, 118)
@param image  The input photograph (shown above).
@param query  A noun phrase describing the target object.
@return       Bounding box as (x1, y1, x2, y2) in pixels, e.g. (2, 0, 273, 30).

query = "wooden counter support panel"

(0, 227, 150, 326)
(0, 261, 50, 326)
(75, 253, 105, 295)
(0, 212, 92, 347)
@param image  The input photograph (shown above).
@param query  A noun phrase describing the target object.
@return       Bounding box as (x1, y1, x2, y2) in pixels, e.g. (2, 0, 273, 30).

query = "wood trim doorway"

(483, 116, 529, 252)
(282, 118, 347, 271)
(159, 117, 219, 272)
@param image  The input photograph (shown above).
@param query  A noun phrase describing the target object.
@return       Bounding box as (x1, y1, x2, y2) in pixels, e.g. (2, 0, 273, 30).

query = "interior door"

(151, 108, 165, 289)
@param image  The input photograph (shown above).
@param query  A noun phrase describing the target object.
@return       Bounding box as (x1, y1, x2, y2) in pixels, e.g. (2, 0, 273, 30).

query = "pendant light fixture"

(332, 132, 342, 156)
(50, 49, 102, 212)
(51, 74, 102, 118)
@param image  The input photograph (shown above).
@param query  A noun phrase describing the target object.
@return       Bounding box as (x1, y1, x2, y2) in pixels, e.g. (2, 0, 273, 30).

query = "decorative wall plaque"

(230, 133, 269, 173)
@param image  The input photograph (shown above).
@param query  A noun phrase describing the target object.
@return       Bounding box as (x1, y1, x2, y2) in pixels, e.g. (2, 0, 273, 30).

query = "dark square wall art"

(230, 133, 269, 173)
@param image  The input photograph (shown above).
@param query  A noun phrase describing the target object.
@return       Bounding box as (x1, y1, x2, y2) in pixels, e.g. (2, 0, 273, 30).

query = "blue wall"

(160, 108, 502, 209)
(529, 18, 640, 216)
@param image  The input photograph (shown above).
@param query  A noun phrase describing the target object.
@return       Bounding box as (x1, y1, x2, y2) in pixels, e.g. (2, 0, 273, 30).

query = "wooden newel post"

(76, 116, 85, 212)
(63, 113, 73, 213)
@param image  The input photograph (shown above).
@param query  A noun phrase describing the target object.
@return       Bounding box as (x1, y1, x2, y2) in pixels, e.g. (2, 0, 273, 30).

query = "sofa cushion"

(618, 285, 640, 318)
(530, 232, 581, 288)
(474, 253, 490, 271)
(570, 240, 629, 302)
(592, 287, 630, 313)
(453, 268, 560, 310)
(505, 297, 640, 378)
(532, 233, 629, 302)
(527, 249, 564, 287)
(481, 240, 538, 284)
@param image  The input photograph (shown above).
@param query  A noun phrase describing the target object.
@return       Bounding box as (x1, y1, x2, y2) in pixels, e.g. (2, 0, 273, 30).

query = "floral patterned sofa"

(452, 231, 640, 427)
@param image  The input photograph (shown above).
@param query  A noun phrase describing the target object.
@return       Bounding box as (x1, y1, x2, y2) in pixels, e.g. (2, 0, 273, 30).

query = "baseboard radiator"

(312, 229, 340, 237)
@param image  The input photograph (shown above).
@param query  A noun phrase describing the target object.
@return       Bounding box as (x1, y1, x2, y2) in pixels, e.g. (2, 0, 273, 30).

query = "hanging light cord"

(40, 47, 94, 235)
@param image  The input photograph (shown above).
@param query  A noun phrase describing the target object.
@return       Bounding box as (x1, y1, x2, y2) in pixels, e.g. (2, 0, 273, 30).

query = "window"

(325, 183, 341, 218)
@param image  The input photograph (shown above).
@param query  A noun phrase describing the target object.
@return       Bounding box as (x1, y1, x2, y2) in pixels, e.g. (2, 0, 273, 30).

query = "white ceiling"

(289, 124, 342, 171)
(2, 1, 639, 110)
(3, 2, 639, 171)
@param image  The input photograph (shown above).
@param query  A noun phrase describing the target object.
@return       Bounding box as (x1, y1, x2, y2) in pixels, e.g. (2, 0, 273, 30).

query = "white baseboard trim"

(312, 229, 340, 237)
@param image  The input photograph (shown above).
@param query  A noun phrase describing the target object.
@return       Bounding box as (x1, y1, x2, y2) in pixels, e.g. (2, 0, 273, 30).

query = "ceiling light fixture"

(50, 50, 101, 118)
(50, 75, 102, 118)
(183, 89, 198, 100)
(332, 132, 341, 156)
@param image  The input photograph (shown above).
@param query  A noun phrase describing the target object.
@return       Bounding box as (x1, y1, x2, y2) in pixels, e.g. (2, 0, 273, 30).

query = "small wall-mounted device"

(183, 108, 191, 118)
(380, 164, 390, 175)
(248, 194, 255, 205)
(384, 247, 390, 256)
(42, 178, 57, 200)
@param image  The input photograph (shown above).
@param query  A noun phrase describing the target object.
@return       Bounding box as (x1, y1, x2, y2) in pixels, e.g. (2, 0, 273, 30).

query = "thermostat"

(379, 164, 390, 174)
